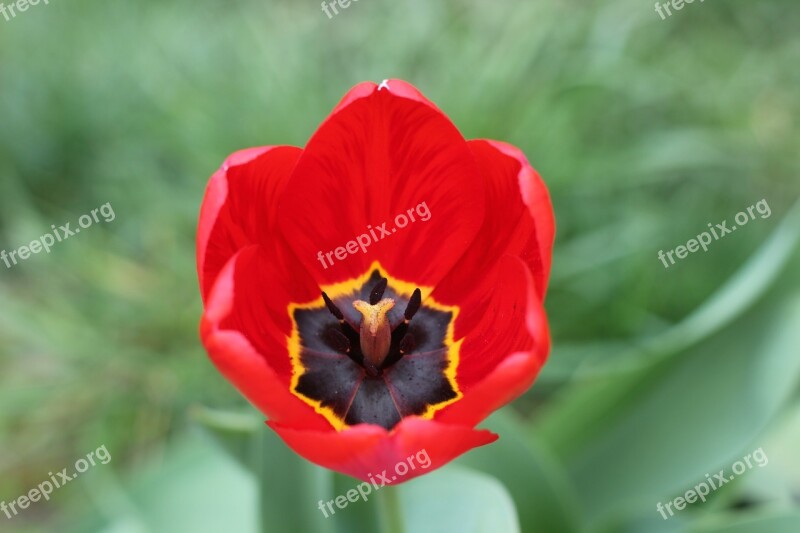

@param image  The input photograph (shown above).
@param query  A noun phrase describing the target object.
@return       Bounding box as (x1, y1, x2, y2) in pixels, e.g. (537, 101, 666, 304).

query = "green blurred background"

(1, 0, 799, 531)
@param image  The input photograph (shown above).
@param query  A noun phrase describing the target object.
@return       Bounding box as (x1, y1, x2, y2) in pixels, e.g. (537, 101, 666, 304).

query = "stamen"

(321, 291, 344, 320)
(399, 333, 416, 355)
(325, 328, 351, 354)
(322, 291, 360, 339)
(369, 277, 388, 305)
(389, 288, 423, 363)
(404, 289, 422, 322)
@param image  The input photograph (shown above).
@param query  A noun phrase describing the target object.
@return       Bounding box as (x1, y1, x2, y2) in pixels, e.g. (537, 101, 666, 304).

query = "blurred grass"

(0, 0, 798, 531)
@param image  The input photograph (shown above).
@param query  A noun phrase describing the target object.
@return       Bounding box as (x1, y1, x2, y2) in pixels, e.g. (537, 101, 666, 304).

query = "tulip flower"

(197, 79, 554, 484)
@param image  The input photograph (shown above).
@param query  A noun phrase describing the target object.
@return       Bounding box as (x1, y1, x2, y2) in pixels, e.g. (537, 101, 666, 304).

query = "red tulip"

(197, 79, 554, 484)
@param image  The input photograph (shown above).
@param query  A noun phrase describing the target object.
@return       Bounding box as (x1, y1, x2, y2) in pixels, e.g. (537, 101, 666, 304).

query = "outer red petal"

(268, 416, 497, 484)
(277, 80, 486, 288)
(222, 245, 320, 377)
(197, 145, 302, 301)
(201, 251, 331, 431)
(436, 256, 549, 423)
(432, 139, 554, 313)
(435, 352, 543, 427)
(487, 140, 555, 290)
(432, 256, 549, 391)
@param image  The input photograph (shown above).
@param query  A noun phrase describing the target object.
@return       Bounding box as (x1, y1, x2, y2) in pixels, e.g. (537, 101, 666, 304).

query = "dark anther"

(369, 277, 388, 305)
(326, 328, 351, 354)
(404, 289, 422, 322)
(364, 359, 382, 378)
(322, 291, 344, 320)
(399, 333, 416, 355)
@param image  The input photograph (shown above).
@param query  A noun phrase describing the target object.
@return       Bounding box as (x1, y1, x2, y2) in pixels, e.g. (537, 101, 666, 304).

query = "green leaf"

(729, 399, 800, 508)
(67, 431, 259, 533)
(325, 473, 382, 533)
(253, 428, 336, 533)
(689, 510, 800, 533)
(398, 464, 520, 533)
(536, 288, 800, 528)
(190, 405, 262, 468)
(190, 407, 338, 533)
(576, 199, 800, 377)
(456, 411, 581, 533)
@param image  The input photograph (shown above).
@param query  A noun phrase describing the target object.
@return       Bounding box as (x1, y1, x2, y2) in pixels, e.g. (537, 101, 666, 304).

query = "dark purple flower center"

(291, 269, 459, 430)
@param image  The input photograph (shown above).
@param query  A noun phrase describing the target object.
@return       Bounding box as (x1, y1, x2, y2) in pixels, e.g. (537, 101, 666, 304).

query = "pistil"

(352, 298, 395, 368)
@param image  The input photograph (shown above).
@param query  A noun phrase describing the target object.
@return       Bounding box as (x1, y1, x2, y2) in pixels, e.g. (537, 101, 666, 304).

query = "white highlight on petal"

(378, 79, 391, 91)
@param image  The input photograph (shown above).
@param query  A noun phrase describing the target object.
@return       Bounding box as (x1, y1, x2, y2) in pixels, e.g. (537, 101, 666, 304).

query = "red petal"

(487, 140, 555, 291)
(434, 258, 549, 425)
(201, 252, 330, 430)
(432, 139, 554, 306)
(268, 416, 497, 483)
(434, 255, 550, 391)
(435, 352, 543, 428)
(197, 145, 302, 301)
(213, 245, 319, 378)
(277, 80, 486, 288)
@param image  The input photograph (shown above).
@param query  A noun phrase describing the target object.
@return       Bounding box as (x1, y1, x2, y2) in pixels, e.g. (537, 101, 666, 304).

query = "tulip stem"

(377, 485, 405, 533)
